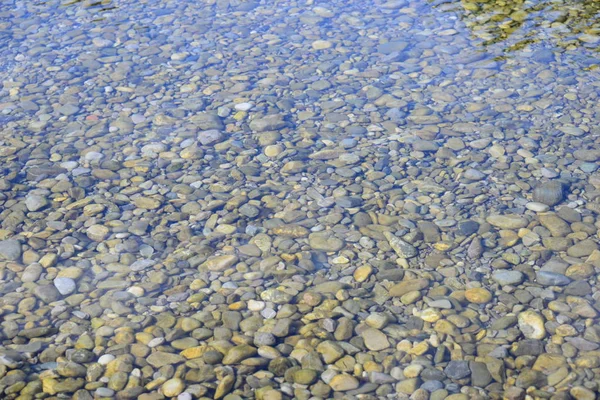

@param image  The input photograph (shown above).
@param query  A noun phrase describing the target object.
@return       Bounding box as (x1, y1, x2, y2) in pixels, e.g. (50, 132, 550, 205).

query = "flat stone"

(567, 239, 598, 258)
(200, 255, 238, 272)
(146, 352, 185, 368)
(312, 40, 333, 50)
(133, 197, 162, 210)
(54, 278, 76, 295)
(535, 271, 570, 286)
(223, 345, 257, 364)
(308, 231, 345, 252)
(361, 328, 390, 351)
(34, 284, 61, 303)
(329, 374, 359, 391)
(492, 271, 525, 286)
(389, 278, 429, 297)
(486, 215, 528, 230)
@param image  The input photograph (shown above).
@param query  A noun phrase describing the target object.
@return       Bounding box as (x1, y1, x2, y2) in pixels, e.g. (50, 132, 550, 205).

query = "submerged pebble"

(0, 0, 598, 399)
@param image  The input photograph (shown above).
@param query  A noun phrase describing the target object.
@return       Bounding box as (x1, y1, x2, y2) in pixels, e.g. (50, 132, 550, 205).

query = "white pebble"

(98, 354, 115, 365)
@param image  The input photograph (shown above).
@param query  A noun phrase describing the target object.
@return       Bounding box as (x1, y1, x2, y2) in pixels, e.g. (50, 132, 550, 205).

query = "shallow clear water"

(0, 0, 600, 399)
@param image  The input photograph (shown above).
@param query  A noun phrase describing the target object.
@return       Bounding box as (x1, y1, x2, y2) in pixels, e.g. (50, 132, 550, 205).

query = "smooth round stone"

(84, 151, 104, 162)
(131, 114, 146, 124)
(95, 388, 115, 397)
(98, 354, 115, 365)
(464, 288, 493, 304)
(492, 270, 525, 286)
(294, 369, 318, 385)
(22, 263, 43, 282)
(162, 378, 185, 397)
(264, 145, 283, 157)
(248, 300, 266, 311)
(234, 102, 253, 111)
(312, 40, 333, 50)
(54, 277, 76, 295)
(526, 202, 550, 212)
(87, 224, 109, 241)
(25, 194, 48, 212)
(403, 364, 424, 378)
(0, 239, 22, 261)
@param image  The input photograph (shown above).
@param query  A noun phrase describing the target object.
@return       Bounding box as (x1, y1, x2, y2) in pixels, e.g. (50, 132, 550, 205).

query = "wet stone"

(34, 285, 61, 303)
(1, 0, 599, 398)
(25, 194, 48, 211)
(0, 239, 21, 261)
(533, 181, 565, 206)
(445, 361, 470, 380)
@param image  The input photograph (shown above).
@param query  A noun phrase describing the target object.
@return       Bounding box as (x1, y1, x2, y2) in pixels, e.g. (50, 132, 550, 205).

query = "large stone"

(567, 239, 598, 258)
(316, 341, 345, 364)
(518, 311, 546, 339)
(198, 130, 224, 145)
(470, 361, 493, 387)
(492, 271, 524, 286)
(25, 194, 48, 212)
(162, 378, 185, 397)
(260, 288, 294, 304)
(445, 360, 470, 380)
(34, 284, 61, 303)
(532, 181, 565, 206)
(133, 197, 162, 210)
(532, 354, 567, 374)
(222, 345, 257, 365)
(54, 278, 76, 295)
(86, 225, 109, 242)
(465, 288, 493, 304)
(0, 239, 21, 261)
(293, 369, 318, 385)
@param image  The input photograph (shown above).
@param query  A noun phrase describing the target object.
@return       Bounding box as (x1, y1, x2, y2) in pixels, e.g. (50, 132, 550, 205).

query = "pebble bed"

(0, 0, 600, 399)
